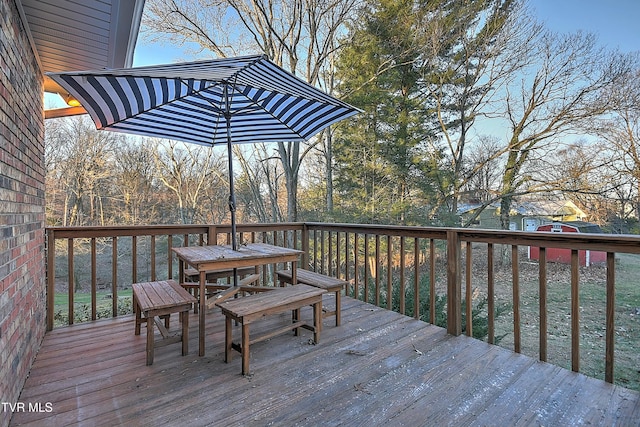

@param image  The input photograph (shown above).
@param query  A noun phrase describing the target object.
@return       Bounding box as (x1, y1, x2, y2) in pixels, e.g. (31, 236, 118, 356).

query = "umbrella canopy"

(47, 54, 360, 252)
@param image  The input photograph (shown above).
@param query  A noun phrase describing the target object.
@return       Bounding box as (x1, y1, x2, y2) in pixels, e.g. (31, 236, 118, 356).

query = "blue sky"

(47, 1, 638, 108)
(531, 0, 638, 53)
(133, 1, 639, 67)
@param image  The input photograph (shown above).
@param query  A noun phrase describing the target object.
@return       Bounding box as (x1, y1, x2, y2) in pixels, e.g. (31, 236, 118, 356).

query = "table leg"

(241, 323, 250, 375)
(292, 260, 297, 285)
(178, 259, 185, 284)
(146, 311, 154, 365)
(134, 294, 141, 335)
(199, 270, 206, 356)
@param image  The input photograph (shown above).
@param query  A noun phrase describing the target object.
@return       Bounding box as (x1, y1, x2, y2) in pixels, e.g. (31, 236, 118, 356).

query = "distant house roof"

(457, 199, 587, 218)
(457, 201, 499, 215)
(513, 200, 586, 218)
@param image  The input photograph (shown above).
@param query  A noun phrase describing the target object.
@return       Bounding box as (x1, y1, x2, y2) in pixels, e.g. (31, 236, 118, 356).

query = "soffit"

(18, 0, 145, 96)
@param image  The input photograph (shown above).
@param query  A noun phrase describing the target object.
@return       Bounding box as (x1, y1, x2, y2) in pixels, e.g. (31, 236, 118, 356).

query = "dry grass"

(470, 247, 640, 390)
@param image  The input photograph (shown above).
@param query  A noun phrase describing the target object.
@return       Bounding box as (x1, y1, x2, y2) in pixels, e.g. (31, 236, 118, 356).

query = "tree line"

(46, 0, 640, 232)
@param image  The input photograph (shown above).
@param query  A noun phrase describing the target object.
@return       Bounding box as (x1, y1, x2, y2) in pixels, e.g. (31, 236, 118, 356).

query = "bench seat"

(216, 284, 326, 375)
(276, 269, 347, 326)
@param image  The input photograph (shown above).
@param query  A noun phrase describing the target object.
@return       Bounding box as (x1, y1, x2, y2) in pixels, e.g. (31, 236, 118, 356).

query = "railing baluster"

(375, 235, 381, 306)
(400, 236, 405, 315)
(512, 244, 520, 353)
(354, 233, 359, 300)
(345, 232, 351, 296)
(167, 235, 173, 280)
(321, 230, 326, 274)
(364, 234, 369, 303)
(466, 241, 472, 337)
(362, 234, 371, 302)
(605, 252, 615, 383)
(571, 249, 580, 372)
(112, 237, 118, 318)
(336, 232, 341, 281)
(430, 238, 436, 325)
(487, 242, 494, 344)
(150, 235, 156, 281)
(387, 235, 393, 311)
(539, 247, 547, 362)
(328, 231, 333, 276)
(132, 235, 137, 284)
(68, 238, 74, 325)
(414, 237, 420, 320)
(313, 229, 318, 271)
(91, 237, 97, 321)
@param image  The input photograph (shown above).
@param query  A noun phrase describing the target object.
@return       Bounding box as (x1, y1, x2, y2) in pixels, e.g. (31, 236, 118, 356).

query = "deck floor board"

(11, 297, 640, 426)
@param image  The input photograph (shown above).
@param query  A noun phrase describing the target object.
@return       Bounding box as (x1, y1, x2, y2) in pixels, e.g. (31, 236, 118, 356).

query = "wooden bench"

(133, 280, 197, 365)
(215, 284, 326, 375)
(276, 269, 347, 327)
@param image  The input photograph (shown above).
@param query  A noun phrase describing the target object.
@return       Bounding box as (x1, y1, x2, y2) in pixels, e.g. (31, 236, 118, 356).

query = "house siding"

(0, 1, 46, 426)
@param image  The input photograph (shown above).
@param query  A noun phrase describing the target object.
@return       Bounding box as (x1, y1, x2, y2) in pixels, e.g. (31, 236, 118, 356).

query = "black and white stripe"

(47, 55, 359, 146)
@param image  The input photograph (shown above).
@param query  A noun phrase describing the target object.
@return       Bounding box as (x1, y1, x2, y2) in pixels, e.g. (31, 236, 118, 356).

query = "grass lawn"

(53, 289, 134, 327)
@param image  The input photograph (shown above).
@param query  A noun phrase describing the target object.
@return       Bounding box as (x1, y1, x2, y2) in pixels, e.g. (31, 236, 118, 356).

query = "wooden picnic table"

(171, 243, 303, 356)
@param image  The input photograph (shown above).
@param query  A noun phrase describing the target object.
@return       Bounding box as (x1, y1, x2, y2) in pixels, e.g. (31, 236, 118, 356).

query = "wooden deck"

(11, 296, 640, 426)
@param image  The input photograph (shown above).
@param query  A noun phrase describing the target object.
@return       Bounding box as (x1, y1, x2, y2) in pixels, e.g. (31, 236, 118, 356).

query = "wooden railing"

(46, 222, 640, 386)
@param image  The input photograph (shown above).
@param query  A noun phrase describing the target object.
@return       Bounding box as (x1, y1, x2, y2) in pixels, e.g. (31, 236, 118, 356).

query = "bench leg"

(241, 323, 250, 375)
(292, 308, 302, 336)
(181, 310, 189, 356)
(146, 313, 154, 365)
(335, 291, 341, 327)
(134, 295, 142, 335)
(160, 314, 170, 329)
(224, 316, 233, 363)
(313, 301, 322, 343)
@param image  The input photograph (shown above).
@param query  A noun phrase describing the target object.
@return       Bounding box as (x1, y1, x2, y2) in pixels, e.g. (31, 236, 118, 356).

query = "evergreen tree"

(334, 0, 433, 225)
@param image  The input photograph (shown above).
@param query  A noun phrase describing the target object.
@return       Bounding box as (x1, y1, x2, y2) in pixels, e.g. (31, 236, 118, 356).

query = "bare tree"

(143, 0, 361, 221)
(234, 144, 285, 223)
(111, 139, 162, 224)
(153, 140, 228, 224)
(496, 28, 635, 229)
(589, 60, 640, 219)
(45, 116, 121, 226)
(463, 136, 504, 204)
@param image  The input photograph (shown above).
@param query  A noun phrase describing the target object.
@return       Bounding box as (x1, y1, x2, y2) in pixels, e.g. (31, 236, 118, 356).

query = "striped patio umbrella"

(47, 54, 359, 251)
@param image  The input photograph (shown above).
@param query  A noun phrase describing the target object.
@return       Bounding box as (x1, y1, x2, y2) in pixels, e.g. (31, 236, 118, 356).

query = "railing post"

(46, 229, 55, 331)
(447, 230, 462, 336)
(207, 225, 217, 245)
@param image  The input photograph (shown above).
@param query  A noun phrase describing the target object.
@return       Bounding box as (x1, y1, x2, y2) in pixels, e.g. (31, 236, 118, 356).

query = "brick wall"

(0, 0, 46, 426)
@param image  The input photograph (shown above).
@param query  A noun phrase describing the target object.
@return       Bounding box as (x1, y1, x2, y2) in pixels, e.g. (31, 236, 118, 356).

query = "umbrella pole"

(227, 131, 238, 252)
(224, 84, 239, 286)
(227, 137, 239, 285)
